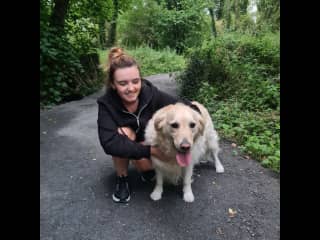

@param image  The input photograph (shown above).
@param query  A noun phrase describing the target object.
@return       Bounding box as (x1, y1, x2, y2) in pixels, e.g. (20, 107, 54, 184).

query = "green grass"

(98, 46, 186, 77)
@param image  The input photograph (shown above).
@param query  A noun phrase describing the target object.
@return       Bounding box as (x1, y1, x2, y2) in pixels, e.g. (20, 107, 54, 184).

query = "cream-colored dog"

(144, 101, 224, 202)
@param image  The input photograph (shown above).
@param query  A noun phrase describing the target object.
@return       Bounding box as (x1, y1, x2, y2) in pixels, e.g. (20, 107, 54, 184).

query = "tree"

(50, 0, 70, 33)
(107, 0, 119, 47)
(106, 0, 133, 47)
(67, 0, 113, 49)
(208, 6, 217, 37)
(214, 0, 224, 20)
(256, 0, 279, 31)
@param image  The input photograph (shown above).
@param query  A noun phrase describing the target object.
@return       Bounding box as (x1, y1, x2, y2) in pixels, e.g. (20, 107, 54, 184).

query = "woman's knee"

(118, 127, 136, 141)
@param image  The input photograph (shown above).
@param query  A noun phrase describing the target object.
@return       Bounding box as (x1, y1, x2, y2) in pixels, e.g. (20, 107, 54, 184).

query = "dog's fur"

(144, 101, 224, 202)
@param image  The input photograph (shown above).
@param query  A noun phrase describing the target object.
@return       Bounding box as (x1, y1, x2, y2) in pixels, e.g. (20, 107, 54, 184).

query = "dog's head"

(154, 103, 205, 166)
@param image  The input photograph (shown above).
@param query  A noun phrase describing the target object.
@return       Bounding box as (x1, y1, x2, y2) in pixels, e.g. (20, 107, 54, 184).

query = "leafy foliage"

(117, 0, 211, 53)
(256, 0, 280, 32)
(177, 32, 280, 172)
(40, 0, 107, 106)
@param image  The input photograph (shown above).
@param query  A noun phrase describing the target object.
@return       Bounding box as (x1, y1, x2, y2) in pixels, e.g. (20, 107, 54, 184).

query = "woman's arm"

(97, 104, 151, 159)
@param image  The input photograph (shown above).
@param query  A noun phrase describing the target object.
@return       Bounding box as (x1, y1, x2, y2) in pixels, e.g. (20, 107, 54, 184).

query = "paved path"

(40, 73, 280, 240)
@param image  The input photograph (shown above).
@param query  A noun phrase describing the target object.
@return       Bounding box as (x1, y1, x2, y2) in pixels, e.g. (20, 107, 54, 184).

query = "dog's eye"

(170, 122, 179, 128)
(190, 122, 196, 128)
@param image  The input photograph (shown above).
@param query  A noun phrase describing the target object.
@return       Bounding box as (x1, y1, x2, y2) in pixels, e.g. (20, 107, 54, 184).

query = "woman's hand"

(140, 142, 168, 162)
(150, 146, 168, 162)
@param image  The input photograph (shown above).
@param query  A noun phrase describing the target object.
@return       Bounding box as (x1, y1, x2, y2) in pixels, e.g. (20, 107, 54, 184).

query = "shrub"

(117, 0, 210, 54)
(177, 32, 280, 172)
(40, 28, 103, 106)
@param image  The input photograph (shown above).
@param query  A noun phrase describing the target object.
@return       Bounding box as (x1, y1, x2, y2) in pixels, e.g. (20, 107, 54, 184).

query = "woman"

(97, 47, 196, 203)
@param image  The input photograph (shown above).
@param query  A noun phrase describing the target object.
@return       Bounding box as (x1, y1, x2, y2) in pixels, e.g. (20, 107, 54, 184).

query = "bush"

(40, 0, 105, 107)
(40, 28, 103, 106)
(177, 32, 280, 172)
(117, 0, 210, 54)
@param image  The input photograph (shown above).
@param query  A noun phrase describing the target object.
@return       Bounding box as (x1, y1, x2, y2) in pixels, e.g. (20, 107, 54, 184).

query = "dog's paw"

(183, 192, 195, 202)
(215, 164, 225, 173)
(150, 191, 162, 201)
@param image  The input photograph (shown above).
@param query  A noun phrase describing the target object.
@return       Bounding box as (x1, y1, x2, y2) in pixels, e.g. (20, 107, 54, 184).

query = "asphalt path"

(40, 73, 280, 240)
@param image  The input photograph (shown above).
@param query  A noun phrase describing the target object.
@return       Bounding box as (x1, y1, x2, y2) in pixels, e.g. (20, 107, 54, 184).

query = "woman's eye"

(170, 123, 179, 128)
(190, 122, 196, 128)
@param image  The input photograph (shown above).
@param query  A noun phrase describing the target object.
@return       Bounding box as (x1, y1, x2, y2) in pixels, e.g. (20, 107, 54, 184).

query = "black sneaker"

(141, 170, 156, 183)
(112, 176, 130, 203)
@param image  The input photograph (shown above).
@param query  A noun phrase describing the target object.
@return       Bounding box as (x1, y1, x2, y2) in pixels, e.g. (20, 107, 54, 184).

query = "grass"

(98, 46, 186, 77)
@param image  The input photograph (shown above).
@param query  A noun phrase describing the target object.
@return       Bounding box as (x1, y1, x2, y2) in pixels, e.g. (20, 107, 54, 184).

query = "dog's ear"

(199, 115, 205, 135)
(154, 110, 167, 131)
(154, 105, 172, 131)
(195, 112, 205, 137)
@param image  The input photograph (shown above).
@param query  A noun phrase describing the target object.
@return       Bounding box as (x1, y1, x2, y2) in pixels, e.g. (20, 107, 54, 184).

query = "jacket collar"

(103, 79, 155, 112)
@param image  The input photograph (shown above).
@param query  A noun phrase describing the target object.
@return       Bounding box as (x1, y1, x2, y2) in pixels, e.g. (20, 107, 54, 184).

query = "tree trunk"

(50, 0, 70, 33)
(209, 7, 217, 37)
(215, 0, 224, 20)
(98, 19, 106, 49)
(107, 0, 119, 47)
(234, 0, 240, 30)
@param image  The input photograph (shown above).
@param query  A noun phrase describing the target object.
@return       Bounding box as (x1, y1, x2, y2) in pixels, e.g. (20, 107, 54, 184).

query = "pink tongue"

(176, 152, 192, 167)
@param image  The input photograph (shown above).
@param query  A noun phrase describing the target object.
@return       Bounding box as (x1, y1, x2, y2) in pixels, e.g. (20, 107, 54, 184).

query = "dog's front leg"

(150, 170, 163, 201)
(213, 149, 224, 173)
(182, 165, 195, 202)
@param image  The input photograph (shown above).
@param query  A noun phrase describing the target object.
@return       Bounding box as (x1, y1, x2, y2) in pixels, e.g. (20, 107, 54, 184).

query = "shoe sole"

(112, 193, 130, 203)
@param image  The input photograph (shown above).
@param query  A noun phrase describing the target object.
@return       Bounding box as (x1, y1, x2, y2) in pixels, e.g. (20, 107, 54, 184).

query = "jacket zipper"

(122, 103, 149, 133)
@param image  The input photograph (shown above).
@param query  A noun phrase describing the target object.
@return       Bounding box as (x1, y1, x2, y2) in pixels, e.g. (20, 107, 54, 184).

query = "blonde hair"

(104, 47, 141, 88)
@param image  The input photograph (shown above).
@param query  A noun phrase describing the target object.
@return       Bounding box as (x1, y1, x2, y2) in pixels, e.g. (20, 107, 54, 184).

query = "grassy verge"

(177, 32, 280, 172)
(98, 46, 186, 77)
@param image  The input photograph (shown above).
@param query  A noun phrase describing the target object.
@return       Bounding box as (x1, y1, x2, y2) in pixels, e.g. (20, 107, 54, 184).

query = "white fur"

(144, 101, 224, 202)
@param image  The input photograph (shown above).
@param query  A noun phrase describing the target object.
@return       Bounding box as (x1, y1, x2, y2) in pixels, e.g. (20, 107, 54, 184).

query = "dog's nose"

(180, 144, 191, 151)
(180, 138, 191, 151)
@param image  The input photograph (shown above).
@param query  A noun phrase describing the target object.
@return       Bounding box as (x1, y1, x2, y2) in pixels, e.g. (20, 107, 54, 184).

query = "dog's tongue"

(176, 152, 192, 167)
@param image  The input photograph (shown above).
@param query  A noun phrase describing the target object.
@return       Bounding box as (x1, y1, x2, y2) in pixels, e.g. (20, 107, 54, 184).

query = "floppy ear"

(198, 116, 205, 135)
(153, 105, 173, 131)
(194, 112, 205, 137)
(154, 109, 167, 131)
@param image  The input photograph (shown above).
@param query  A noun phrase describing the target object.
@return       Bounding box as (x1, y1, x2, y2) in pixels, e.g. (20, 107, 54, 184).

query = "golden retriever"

(144, 101, 224, 202)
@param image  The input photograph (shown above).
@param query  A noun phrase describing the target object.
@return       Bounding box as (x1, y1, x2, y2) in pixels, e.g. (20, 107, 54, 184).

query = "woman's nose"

(127, 83, 134, 91)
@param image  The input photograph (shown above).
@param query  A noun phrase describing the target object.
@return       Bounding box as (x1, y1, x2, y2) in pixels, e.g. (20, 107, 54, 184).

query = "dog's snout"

(180, 138, 191, 151)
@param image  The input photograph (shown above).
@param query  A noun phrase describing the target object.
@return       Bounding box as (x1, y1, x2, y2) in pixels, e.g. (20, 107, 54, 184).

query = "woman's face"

(112, 66, 142, 106)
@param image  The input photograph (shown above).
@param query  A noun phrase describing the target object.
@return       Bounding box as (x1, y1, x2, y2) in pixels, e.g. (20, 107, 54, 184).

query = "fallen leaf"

(228, 208, 237, 218)
(216, 227, 223, 235)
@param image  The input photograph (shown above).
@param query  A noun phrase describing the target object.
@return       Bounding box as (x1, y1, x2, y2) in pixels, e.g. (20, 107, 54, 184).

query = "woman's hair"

(104, 47, 141, 88)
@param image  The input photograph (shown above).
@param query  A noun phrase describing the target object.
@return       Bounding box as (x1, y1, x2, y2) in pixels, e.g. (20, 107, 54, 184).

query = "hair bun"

(108, 47, 124, 62)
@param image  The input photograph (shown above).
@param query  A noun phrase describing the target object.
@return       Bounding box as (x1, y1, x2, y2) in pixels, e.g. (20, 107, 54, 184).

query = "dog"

(144, 101, 224, 202)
